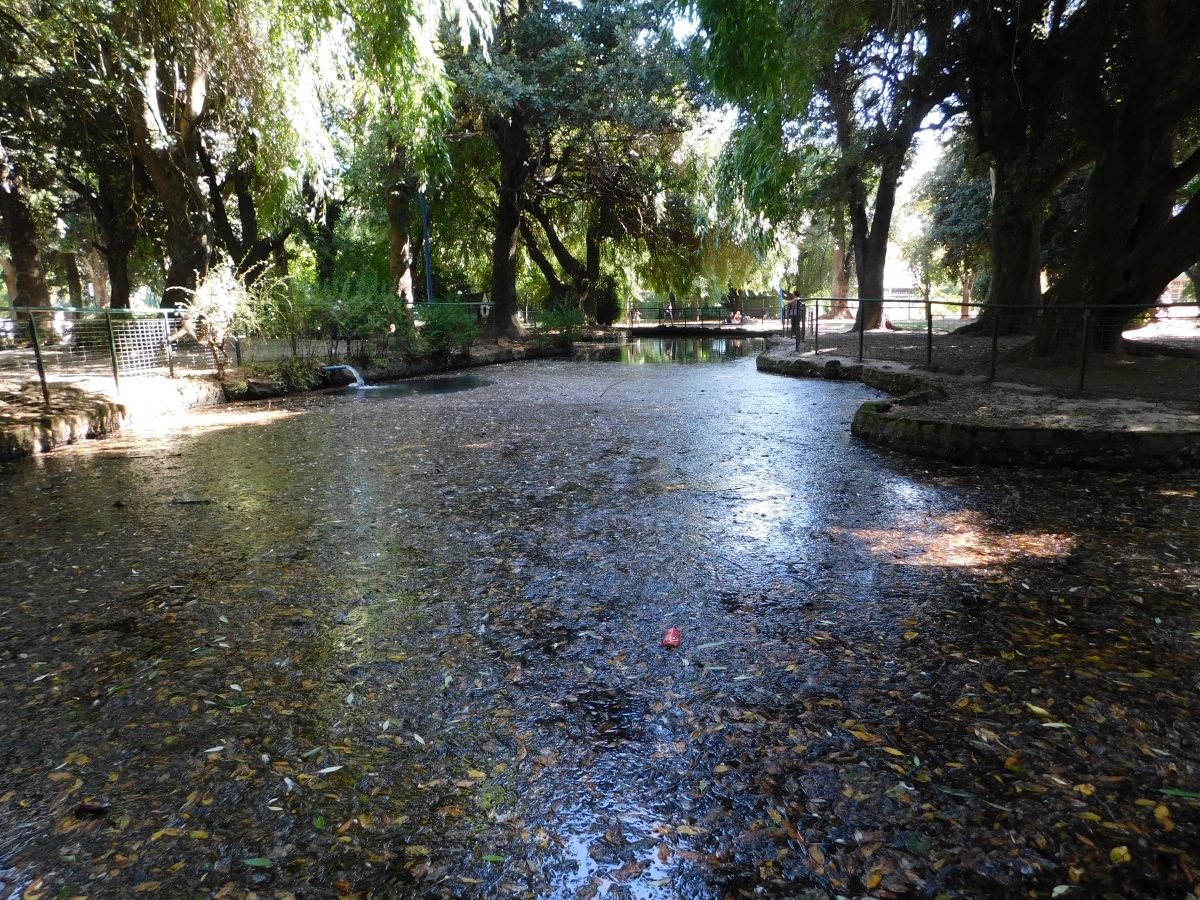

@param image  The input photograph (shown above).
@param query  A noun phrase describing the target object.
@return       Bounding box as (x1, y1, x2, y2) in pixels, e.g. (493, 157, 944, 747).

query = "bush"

(421, 303, 480, 356)
(535, 304, 585, 349)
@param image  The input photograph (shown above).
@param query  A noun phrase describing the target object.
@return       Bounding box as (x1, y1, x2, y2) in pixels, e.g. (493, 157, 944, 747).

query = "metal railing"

(626, 300, 784, 327)
(0, 306, 254, 405)
(780, 297, 1200, 399)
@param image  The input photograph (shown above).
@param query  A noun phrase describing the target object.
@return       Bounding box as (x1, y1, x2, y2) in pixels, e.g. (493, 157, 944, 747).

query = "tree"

(949, 0, 1089, 333)
(913, 136, 991, 316)
(450, 0, 690, 338)
(0, 140, 51, 308)
(695, 0, 958, 330)
(1029, 0, 1200, 356)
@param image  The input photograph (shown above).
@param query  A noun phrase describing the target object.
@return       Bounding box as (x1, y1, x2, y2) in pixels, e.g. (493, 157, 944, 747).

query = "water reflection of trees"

(617, 337, 764, 364)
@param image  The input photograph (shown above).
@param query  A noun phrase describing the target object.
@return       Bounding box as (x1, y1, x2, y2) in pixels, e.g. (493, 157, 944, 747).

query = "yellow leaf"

(1080, 812, 1102, 821)
(713, 764, 730, 774)
(1109, 846, 1131, 864)
(1074, 783, 1095, 797)
(904, 631, 919, 640)
(134, 883, 161, 892)
(676, 825, 708, 835)
(849, 729, 879, 743)
(883, 747, 905, 757)
(467, 769, 486, 779)
(188, 830, 209, 839)
(808, 845, 824, 865)
(866, 873, 882, 889)
(1026, 703, 1051, 717)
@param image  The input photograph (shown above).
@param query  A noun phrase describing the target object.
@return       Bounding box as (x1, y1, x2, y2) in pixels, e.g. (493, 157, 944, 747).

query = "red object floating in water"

(662, 627, 682, 647)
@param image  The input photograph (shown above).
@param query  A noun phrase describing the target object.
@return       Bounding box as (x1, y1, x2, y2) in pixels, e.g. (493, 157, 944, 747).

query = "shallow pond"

(0, 339, 1197, 900)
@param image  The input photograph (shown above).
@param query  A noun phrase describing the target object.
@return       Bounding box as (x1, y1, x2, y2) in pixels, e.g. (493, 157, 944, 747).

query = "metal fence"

(0, 302, 507, 405)
(0, 307, 269, 402)
(625, 297, 783, 328)
(782, 297, 1200, 400)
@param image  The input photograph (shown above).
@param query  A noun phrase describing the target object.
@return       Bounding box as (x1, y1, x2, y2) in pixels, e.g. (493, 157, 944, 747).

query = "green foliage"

(244, 356, 325, 391)
(535, 304, 586, 349)
(420, 303, 480, 356)
(592, 276, 620, 327)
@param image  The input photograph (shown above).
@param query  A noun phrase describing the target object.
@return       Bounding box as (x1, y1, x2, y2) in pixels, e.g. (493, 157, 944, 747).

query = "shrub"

(421, 303, 480, 356)
(535, 304, 585, 349)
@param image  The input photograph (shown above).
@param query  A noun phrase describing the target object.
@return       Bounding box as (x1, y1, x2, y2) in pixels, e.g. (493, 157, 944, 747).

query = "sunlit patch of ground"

(839, 516, 1075, 568)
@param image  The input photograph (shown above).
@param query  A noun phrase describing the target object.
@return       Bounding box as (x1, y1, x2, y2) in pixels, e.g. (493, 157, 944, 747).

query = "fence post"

(27, 313, 51, 408)
(814, 306, 819, 354)
(234, 336, 243, 367)
(1077, 308, 1092, 394)
(104, 310, 121, 394)
(800, 303, 806, 342)
(857, 300, 865, 362)
(161, 311, 175, 377)
(925, 300, 933, 366)
(989, 305, 999, 382)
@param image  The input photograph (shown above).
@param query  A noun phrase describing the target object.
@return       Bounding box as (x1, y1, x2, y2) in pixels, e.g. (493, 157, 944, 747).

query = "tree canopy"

(1, 0, 1197, 357)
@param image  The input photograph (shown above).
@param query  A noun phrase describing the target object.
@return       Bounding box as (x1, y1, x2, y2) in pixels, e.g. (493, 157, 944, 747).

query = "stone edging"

(0, 396, 126, 463)
(226, 343, 571, 400)
(756, 346, 1200, 470)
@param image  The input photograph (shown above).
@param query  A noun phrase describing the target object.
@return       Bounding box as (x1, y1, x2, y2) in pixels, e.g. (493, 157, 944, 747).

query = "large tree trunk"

(1033, 141, 1200, 356)
(519, 219, 569, 303)
(127, 52, 214, 306)
(828, 205, 853, 317)
(387, 141, 415, 305)
(1, 256, 15, 305)
(0, 146, 52, 309)
(106, 240, 132, 309)
(848, 155, 901, 331)
(59, 252, 83, 306)
(487, 104, 533, 340)
(64, 169, 138, 308)
(1030, 0, 1200, 358)
(81, 247, 110, 308)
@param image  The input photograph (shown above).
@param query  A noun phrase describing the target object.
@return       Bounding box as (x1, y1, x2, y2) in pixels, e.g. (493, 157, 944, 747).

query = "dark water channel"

(1, 338, 1197, 900)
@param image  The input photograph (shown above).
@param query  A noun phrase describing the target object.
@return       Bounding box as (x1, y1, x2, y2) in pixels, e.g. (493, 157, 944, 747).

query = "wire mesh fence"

(783, 297, 1200, 401)
(625, 295, 783, 328)
(0, 307, 300, 401)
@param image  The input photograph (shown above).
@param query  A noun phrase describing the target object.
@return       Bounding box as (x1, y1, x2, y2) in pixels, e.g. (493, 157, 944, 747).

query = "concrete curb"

(757, 345, 1200, 470)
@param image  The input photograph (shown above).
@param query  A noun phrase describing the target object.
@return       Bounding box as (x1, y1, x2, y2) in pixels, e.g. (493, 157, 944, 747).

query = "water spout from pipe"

(324, 365, 366, 387)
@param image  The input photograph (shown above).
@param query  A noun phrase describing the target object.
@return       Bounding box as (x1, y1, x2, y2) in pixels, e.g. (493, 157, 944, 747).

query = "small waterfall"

(324, 365, 366, 387)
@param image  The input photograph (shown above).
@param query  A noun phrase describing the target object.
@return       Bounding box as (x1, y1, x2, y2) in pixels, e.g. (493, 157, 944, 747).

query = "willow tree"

(333, 0, 491, 304)
(695, 0, 958, 329)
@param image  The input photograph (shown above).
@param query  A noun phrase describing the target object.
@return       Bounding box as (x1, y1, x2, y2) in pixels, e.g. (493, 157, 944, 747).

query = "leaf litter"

(0, 351, 1195, 899)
